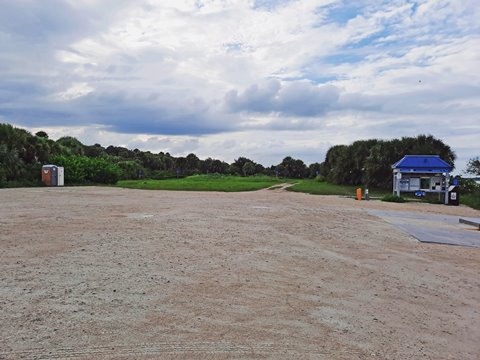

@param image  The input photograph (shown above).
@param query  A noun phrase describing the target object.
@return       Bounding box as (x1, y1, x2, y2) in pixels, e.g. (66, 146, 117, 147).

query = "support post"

(444, 173, 450, 205)
(393, 171, 395, 195)
(395, 171, 401, 197)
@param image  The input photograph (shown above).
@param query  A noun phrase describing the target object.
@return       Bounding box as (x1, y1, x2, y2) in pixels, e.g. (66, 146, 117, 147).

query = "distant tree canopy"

(275, 156, 308, 179)
(0, 123, 458, 189)
(0, 123, 66, 184)
(35, 131, 49, 139)
(458, 157, 480, 197)
(321, 135, 456, 188)
(466, 157, 480, 176)
(0, 123, 275, 185)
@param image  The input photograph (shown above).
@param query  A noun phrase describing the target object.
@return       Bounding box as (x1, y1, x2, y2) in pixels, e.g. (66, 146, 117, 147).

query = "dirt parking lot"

(1, 187, 479, 359)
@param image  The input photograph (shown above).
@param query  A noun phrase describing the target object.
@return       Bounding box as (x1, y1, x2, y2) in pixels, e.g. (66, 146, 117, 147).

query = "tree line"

(320, 135, 457, 188)
(1, 122, 477, 189)
(0, 123, 317, 186)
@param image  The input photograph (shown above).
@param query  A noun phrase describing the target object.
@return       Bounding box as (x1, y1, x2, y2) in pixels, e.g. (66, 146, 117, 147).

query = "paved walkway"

(367, 209, 480, 247)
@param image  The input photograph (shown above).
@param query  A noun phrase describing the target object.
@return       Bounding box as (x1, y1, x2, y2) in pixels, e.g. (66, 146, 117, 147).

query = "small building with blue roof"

(391, 155, 453, 204)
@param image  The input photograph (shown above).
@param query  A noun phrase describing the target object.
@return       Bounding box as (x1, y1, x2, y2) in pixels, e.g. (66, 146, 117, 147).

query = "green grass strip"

(462, 193, 480, 210)
(116, 175, 285, 192)
(287, 179, 390, 197)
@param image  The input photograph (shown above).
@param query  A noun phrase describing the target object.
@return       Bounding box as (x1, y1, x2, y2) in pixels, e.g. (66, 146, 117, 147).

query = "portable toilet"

(41, 165, 59, 186)
(57, 167, 64, 186)
(51, 166, 58, 186)
(41, 166, 50, 185)
(42, 165, 56, 186)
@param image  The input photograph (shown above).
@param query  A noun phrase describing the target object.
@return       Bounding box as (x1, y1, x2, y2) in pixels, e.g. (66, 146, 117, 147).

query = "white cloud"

(55, 83, 94, 101)
(1, 0, 479, 172)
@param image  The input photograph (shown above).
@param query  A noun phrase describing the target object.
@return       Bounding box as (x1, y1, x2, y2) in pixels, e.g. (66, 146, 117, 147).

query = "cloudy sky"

(1, 0, 479, 172)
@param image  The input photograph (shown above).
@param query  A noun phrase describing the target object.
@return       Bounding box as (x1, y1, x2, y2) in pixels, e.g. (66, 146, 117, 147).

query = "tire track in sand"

(0, 342, 365, 359)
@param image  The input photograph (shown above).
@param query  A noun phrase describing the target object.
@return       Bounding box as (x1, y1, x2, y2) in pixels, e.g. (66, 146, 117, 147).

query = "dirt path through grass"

(266, 182, 298, 191)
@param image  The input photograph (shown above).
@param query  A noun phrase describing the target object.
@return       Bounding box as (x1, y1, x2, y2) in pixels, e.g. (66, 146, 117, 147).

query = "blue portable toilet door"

(51, 166, 58, 186)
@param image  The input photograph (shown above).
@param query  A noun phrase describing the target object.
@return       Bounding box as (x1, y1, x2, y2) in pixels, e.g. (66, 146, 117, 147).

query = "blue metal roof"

(392, 155, 453, 173)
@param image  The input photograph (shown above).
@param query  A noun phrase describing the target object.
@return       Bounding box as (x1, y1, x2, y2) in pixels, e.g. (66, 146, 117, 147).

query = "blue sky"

(0, 0, 479, 172)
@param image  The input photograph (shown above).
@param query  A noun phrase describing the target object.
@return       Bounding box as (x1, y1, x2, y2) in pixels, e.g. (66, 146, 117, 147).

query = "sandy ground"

(0, 186, 479, 359)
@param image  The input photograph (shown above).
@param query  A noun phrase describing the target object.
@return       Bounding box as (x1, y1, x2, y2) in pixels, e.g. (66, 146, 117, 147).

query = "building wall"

(394, 173, 447, 193)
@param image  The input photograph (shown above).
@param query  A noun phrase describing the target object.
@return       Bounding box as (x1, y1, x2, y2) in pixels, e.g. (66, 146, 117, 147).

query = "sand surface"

(1, 186, 479, 359)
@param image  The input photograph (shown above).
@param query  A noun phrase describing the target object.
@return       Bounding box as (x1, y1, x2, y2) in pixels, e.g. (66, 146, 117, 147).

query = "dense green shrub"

(148, 169, 177, 179)
(457, 176, 480, 210)
(50, 155, 120, 184)
(89, 158, 121, 184)
(117, 160, 144, 180)
(0, 168, 7, 188)
(456, 177, 480, 194)
(381, 194, 406, 203)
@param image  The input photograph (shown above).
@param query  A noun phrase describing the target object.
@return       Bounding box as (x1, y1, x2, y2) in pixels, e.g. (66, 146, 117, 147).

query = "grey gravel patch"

(127, 213, 154, 219)
(367, 209, 480, 247)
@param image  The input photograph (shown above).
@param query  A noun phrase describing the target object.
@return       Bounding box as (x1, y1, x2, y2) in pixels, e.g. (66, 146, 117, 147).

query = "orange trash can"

(356, 188, 362, 201)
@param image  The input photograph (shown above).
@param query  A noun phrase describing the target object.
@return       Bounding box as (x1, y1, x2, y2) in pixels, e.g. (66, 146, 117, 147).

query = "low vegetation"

(457, 177, 480, 210)
(117, 175, 285, 192)
(118, 175, 397, 199)
(462, 194, 480, 210)
(287, 179, 358, 196)
(287, 176, 389, 198)
(381, 194, 406, 203)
